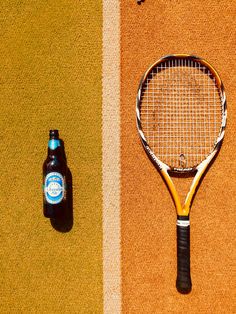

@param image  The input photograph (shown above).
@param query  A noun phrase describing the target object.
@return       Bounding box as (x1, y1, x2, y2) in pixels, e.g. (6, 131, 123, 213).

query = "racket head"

(136, 54, 227, 173)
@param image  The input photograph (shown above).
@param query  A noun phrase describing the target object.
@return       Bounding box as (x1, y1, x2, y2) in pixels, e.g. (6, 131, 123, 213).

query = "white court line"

(102, 1, 121, 313)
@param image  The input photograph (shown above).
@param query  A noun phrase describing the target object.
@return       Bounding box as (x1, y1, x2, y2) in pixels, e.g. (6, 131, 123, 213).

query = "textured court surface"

(121, 2, 236, 313)
(0, 1, 103, 312)
(0, 1, 235, 313)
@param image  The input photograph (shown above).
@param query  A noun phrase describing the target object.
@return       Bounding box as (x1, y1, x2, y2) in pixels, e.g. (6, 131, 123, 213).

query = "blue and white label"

(44, 172, 65, 204)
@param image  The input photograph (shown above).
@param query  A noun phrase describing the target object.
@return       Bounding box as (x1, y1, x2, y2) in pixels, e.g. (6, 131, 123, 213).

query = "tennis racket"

(136, 54, 227, 294)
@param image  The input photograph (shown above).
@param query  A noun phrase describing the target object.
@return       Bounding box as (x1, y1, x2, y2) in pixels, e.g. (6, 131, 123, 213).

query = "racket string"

(140, 58, 222, 169)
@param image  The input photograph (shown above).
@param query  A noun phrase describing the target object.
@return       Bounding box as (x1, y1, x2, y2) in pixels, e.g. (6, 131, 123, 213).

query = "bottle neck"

(47, 139, 61, 157)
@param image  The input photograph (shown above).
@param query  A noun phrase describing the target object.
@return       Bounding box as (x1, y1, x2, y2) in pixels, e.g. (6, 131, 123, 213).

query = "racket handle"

(176, 217, 192, 294)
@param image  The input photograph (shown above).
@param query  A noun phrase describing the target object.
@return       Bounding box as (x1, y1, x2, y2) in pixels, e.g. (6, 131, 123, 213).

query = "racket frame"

(136, 54, 227, 217)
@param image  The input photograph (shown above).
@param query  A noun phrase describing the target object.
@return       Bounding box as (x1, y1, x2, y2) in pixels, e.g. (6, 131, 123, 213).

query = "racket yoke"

(136, 54, 227, 293)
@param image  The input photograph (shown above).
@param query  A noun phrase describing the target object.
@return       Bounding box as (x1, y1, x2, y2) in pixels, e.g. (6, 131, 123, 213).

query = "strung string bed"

(140, 58, 223, 169)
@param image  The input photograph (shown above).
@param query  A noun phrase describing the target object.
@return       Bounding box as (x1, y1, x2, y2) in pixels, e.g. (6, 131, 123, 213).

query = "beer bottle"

(43, 130, 67, 218)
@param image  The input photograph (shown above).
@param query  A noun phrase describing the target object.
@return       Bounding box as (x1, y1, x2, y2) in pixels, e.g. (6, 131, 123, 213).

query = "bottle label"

(48, 139, 61, 150)
(44, 172, 65, 204)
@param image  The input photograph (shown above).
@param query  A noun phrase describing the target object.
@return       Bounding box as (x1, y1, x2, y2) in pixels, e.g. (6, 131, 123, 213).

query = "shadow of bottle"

(50, 139, 73, 232)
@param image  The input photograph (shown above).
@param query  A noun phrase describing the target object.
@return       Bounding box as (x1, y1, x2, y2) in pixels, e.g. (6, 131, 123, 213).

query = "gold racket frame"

(136, 54, 227, 216)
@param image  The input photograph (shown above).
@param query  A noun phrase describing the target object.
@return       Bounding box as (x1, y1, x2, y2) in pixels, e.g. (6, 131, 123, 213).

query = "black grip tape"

(176, 219, 192, 294)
